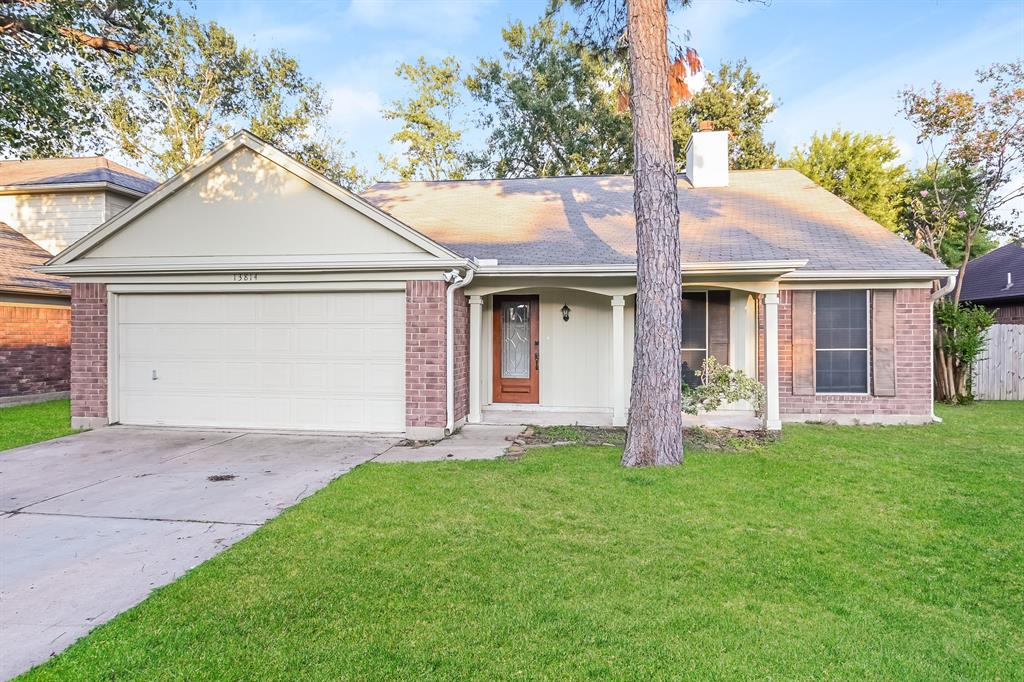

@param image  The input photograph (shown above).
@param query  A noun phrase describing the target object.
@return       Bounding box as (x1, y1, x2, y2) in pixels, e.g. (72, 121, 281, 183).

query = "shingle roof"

(0, 157, 157, 195)
(960, 241, 1024, 302)
(0, 223, 69, 297)
(363, 169, 945, 272)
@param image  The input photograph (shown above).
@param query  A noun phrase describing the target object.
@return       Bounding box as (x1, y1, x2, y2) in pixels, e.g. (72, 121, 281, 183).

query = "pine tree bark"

(621, 0, 683, 467)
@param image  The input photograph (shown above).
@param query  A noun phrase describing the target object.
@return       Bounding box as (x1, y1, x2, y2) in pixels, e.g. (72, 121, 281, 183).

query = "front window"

(681, 291, 707, 388)
(815, 290, 869, 393)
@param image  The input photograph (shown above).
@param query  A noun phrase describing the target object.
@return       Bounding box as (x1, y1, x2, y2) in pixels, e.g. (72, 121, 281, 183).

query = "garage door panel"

(117, 292, 406, 432)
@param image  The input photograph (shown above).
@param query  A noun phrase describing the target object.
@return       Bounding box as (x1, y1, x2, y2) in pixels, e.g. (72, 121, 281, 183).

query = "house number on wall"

(232, 273, 258, 282)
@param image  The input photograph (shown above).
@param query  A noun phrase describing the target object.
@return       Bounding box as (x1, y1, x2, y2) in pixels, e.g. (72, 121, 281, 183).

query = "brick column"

(70, 283, 108, 429)
(405, 281, 447, 439)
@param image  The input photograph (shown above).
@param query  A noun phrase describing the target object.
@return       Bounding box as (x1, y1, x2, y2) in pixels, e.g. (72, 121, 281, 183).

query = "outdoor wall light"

(561, 303, 571, 321)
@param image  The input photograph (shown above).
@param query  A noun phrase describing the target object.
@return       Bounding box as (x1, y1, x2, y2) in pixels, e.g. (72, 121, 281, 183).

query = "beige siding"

(0, 191, 107, 255)
(104, 192, 136, 221)
(85, 148, 433, 261)
(481, 288, 756, 412)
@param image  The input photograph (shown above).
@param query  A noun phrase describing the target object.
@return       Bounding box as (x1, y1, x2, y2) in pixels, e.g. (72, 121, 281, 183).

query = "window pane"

(501, 302, 531, 378)
(681, 292, 706, 349)
(816, 350, 868, 393)
(681, 350, 706, 389)
(816, 290, 867, 349)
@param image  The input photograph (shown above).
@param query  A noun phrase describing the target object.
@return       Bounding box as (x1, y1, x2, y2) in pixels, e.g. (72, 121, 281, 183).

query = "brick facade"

(764, 288, 933, 421)
(405, 280, 448, 433)
(70, 283, 108, 423)
(0, 303, 70, 398)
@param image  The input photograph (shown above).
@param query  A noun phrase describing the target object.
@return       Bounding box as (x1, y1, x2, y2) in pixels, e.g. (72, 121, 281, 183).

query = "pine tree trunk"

(621, 0, 683, 467)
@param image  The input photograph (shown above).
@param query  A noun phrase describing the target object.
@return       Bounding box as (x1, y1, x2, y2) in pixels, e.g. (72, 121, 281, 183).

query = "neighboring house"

(43, 131, 953, 436)
(0, 223, 72, 403)
(0, 157, 157, 255)
(961, 241, 1024, 400)
(960, 240, 1024, 324)
(0, 158, 156, 403)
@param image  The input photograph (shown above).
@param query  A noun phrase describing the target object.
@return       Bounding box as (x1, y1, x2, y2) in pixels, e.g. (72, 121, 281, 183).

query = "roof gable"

(49, 132, 460, 268)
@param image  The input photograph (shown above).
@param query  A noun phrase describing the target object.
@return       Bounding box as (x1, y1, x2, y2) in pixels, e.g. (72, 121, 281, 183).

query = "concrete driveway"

(0, 426, 399, 679)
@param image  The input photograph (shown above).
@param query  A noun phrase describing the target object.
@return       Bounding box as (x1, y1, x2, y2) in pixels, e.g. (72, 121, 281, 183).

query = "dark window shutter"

(872, 290, 897, 397)
(792, 291, 815, 395)
(708, 290, 730, 364)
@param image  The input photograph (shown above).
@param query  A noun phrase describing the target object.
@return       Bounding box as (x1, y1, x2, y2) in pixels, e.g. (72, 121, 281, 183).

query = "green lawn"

(0, 399, 76, 452)
(21, 402, 1024, 680)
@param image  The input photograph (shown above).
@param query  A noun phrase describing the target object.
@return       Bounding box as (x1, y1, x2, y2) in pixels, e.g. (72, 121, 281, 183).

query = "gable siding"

(83, 147, 434, 262)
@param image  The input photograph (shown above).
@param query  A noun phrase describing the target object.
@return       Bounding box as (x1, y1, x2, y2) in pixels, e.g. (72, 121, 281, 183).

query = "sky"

(181, 0, 1024, 179)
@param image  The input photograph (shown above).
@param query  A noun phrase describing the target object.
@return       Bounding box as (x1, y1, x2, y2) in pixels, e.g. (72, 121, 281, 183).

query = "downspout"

(931, 273, 957, 301)
(443, 267, 474, 436)
(930, 273, 957, 423)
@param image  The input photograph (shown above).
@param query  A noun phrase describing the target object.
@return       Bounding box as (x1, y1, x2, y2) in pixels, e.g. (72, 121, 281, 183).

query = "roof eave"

(472, 260, 809, 277)
(0, 182, 148, 198)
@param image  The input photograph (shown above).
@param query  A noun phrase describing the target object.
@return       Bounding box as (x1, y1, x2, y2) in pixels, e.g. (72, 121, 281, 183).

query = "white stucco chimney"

(685, 122, 729, 188)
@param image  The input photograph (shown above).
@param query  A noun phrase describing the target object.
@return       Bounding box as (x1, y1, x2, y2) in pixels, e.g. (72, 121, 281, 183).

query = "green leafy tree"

(673, 59, 778, 169)
(98, 13, 365, 187)
(0, 0, 166, 157)
(786, 129, 908, 230)
(900, 61, 1024, 303)
(902, 168, 997, 268)
(933, 301, 996, 404)
(381, 56, 469, 181)
(466, 17, 632, 177)
(899, 61, 1023, 403)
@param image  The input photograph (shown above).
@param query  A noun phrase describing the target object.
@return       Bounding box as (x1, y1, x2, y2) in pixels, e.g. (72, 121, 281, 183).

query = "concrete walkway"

(375, 425, 524, 462)
(0, 427, 398, 679)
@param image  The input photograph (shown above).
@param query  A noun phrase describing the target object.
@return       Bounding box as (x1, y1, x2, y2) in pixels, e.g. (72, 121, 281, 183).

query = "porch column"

(468, 295, 483, 423)
(764, 292, 782, 431)
(611, 295, 626, 427)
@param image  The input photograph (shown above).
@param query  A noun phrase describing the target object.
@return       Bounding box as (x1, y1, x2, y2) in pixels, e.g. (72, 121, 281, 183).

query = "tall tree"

(673, 59, 778, 169)
(98, 13, 365, 187)
(899, 61, 1024, 403)
(786, 128, 908, 230)
(899, 61, 1024, 304)
(381, 56, 469, 181)
(466, 17, 632, 177)
(902, 168, 998, 268)
(0, 0, 165, 157)
(620, 0, 684, 466)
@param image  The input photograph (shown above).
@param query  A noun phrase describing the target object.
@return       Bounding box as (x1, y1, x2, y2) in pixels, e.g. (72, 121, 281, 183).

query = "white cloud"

(327, 86, 383, 132)
(345, 0, 497, 40)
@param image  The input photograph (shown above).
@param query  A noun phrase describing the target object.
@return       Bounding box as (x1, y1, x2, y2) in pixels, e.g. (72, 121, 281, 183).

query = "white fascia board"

(781, 269, 956, 281)
(40, 257, 472, 277)
(474, 260, 808, 277)
(48, 131, 462, 266)
(0, 182, 147, 198)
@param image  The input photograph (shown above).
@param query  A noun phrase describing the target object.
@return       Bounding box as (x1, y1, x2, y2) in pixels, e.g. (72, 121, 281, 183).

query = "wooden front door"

(492, 295, 540, 403)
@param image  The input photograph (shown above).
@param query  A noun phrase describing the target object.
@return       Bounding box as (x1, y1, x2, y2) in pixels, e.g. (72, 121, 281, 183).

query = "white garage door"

(116, 291, 405, 432)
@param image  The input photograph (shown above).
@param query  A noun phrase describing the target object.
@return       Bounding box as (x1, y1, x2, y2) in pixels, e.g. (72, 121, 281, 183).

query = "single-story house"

(42, 130, 953, 437)
(0, 158, 155, 402)
(960, 240, 1024, 325)
(0, 223, 72, 402)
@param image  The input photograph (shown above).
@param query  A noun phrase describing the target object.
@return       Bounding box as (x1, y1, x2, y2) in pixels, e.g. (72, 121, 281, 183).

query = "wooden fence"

(972, 324, 1024, 400)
